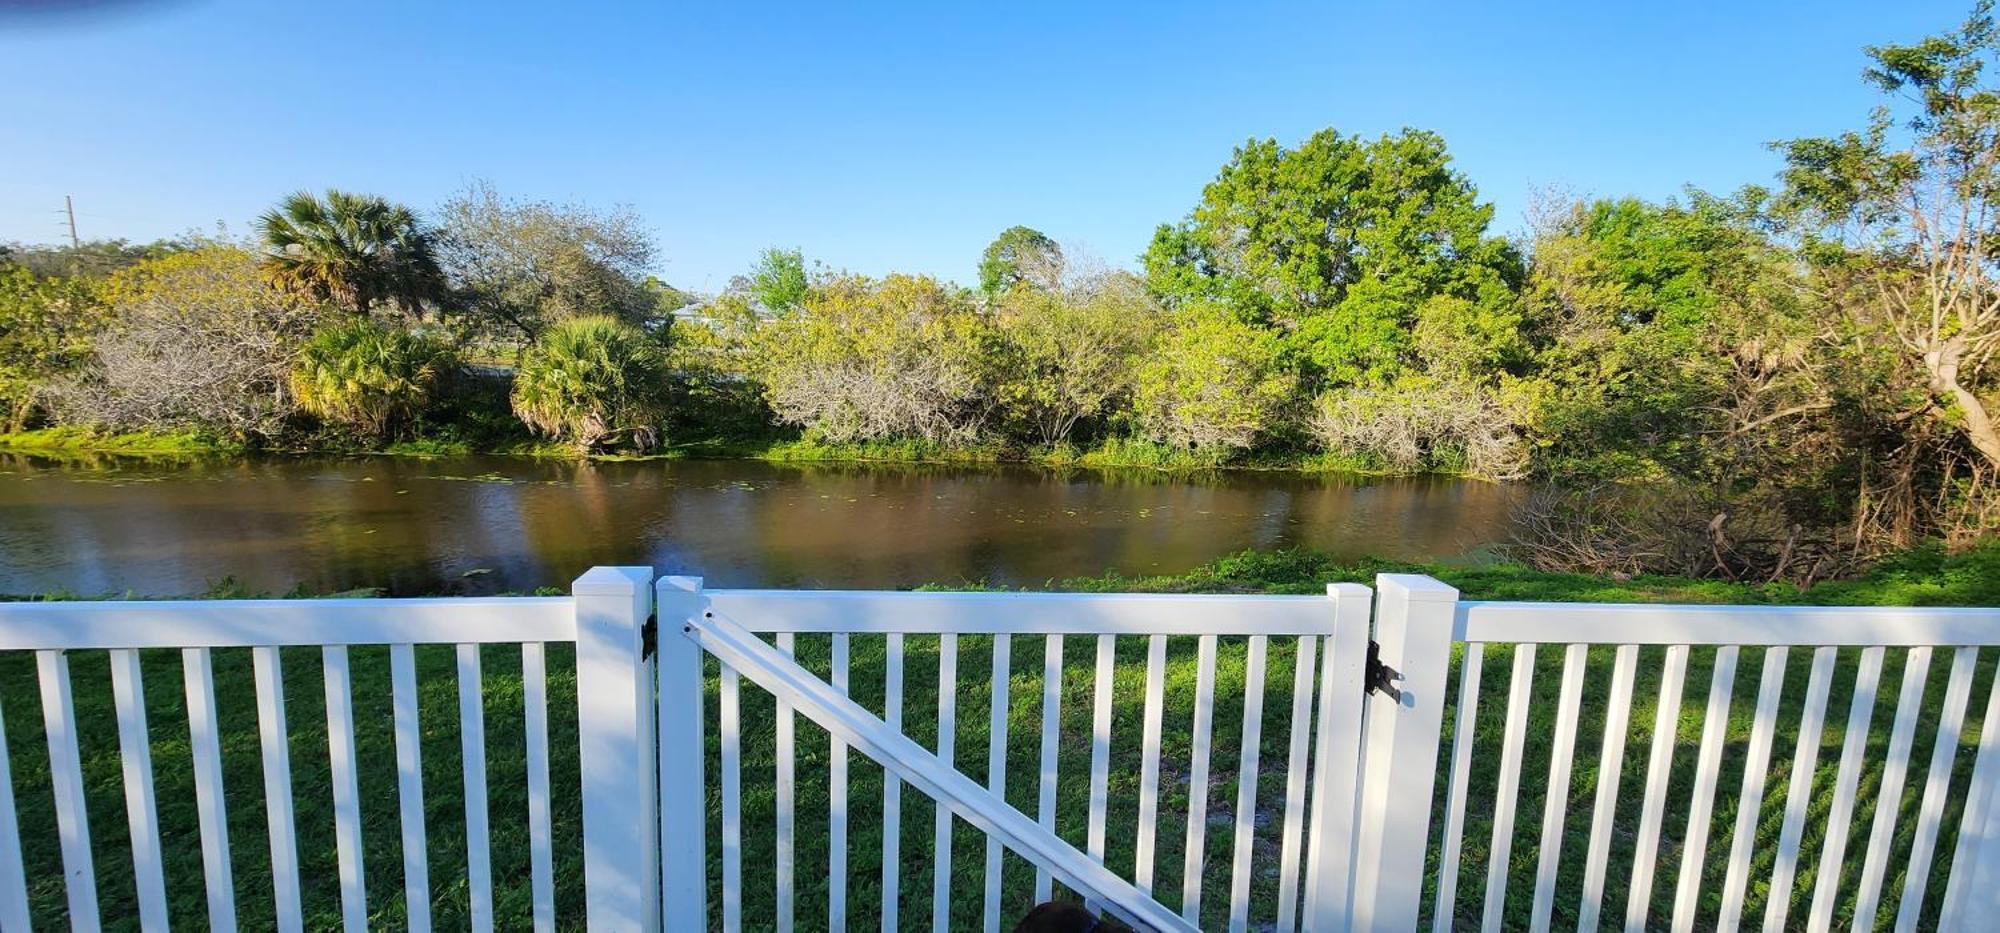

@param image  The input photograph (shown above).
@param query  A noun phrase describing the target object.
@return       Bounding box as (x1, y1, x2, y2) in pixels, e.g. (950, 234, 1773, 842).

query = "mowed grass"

(2, 541, 1997, 929)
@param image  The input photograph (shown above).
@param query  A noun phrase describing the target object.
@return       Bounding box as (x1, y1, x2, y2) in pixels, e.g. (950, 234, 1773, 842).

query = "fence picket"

(109, 648, 169, 931)
(1135, 634, 1167, 893)
(776, 632, 796, 933)
(0, 693, 27, 932)
(1036, 633, 1063, 904)
(1853, 647, 1936, 927)
(251, 645, 304, 932)
(1938, 662, 2000, 931)
(1895, 646, 1976, 933)
(1625, 643, 1690, 930)
(934, 633, 958, 933)
(1808, 645, 1887, 932)
(1764, 646, 1837, 932)
(984, 634, 1011, 933)
(323, 646, 368, 931)
(1275, 635, 1318, 932)
(1671, 645, 1740, 933)
(1182, 633, 1219, 925)
(1576, 644, 1638, 931)
(883, 634, 904, 933)
(1227, 634, 1269, 933)
(1302, 584, 1372, 932)
(831, 632, 851, 933)
(39, 652, 99, 928)
(1529, 643, 1589, 933)
(1088, 634, 1115, 865)
(1716, 647, 1788, 933)
(1433, 642, 1486, 932)
(38, 650, 98, 931)
(457, 644, 494, 932)
(524, 642, 556, 933)
(1482, 643, 1537, 931)
(391, 644, 432, 933)
(720, 664, 743, 933)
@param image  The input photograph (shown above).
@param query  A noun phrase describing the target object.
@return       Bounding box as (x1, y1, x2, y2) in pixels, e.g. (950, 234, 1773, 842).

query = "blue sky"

(0, 1, 1972, 292)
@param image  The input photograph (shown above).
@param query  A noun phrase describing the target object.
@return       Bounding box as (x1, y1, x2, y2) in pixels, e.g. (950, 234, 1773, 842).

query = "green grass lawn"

(2, 542, 1996, 930)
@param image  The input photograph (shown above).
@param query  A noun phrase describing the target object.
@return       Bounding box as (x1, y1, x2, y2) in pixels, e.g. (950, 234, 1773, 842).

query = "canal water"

(0, 454, 1522, 595)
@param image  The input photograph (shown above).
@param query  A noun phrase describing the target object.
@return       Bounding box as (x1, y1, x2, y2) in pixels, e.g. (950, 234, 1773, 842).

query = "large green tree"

(1144, 128, 1524, 386)
(256, 189, 446, 317)
(746, 247, 812, 312)
(978, 226, 1062, 296)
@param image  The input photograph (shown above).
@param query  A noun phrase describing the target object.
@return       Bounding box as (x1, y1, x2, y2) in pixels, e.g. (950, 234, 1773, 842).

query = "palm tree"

(255, 189, 446, 315)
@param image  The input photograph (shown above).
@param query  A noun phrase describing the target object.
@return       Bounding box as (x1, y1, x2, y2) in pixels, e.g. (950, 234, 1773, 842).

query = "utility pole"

(63, 195, 79, 248)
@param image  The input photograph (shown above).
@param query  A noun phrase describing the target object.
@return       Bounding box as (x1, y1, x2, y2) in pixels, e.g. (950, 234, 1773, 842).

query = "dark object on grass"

(1013, 900, 1137, 933)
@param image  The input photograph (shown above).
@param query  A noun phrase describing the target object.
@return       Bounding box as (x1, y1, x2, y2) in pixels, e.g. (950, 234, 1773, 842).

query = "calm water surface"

(0, 454, 1522, 595)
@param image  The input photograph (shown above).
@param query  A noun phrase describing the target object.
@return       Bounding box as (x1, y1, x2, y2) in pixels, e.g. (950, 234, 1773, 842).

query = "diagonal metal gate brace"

(680, 610, 1196, 933)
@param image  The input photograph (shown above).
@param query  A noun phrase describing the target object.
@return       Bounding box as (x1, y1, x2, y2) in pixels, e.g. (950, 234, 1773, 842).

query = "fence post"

(1349, 573, 1458, 931)
(656, 576, 707, 933)
(1303, 582, 1373, 932)
(574, 566, 659, 932)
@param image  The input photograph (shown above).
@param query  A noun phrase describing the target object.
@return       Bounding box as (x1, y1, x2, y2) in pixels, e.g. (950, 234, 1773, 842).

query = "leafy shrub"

(990, 273, 1159, 446)
(511, 316, 672, 453)
(755, 275, 996, 445)
(291, 320, 456, 440)
(1131, 302, 1293, 452)
(54, 247, 324, 439)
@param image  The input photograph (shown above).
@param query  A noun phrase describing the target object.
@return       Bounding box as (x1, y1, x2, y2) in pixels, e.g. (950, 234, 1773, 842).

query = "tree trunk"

(1926, 337, 2000, 469)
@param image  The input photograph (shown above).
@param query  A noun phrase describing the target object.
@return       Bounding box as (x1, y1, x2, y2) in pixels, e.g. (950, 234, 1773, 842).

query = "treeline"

(6, 6, 2000, 583)
(0, 183, 690, 455)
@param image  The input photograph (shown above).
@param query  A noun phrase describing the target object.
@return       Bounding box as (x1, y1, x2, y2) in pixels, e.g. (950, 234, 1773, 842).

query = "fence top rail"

(0, 596, 574, 650)
(698, 587, 1359, 635)
(1455, 599, 2000, 647)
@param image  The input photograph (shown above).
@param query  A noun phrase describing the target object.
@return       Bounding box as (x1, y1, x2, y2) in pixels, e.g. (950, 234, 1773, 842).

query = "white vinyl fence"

(1369, 576, 2000, 933)
(0, 590, 579, 932)
(1, 566, 1998, 931)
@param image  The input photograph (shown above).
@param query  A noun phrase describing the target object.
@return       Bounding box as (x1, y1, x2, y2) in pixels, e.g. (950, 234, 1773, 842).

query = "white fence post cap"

(572, 566, 652, 595)
(657, 576, 704, 595)
(1375, 573, 1459, 602)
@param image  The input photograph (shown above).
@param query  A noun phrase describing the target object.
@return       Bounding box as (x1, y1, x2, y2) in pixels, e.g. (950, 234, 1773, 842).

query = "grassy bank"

(1, 545, 1994, 928)
(0, 427, 242, 457)
(0, 427, 1442, 477)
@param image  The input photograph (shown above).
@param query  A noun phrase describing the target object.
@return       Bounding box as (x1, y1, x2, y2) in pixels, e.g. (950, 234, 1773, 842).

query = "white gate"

(612, 574, 1378, 932)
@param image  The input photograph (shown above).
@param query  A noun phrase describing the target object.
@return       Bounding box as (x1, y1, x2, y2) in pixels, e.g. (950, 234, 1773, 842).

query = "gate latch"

(641, 615, 658, 661)
(1365, 640, 1402, 702)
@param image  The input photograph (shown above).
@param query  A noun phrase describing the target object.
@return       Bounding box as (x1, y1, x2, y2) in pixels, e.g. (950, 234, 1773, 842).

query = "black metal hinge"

(1365, 639, 1403, 702)
(641, 614, 658, 660)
